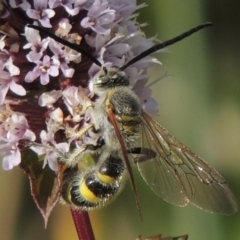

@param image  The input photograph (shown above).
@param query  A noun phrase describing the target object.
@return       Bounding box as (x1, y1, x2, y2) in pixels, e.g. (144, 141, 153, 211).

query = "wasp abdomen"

(61, 154, 125, 210)
(98, 154, 125, 179)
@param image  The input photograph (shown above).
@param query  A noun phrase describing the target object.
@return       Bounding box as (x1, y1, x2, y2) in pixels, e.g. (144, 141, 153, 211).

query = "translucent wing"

(137, 112, 237, 214)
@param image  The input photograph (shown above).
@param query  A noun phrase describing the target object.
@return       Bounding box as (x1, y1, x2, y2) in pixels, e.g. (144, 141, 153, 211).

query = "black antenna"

(28, 22, 212, 71)
(120, 22, 213, 71)
(27, 24, 102, 67)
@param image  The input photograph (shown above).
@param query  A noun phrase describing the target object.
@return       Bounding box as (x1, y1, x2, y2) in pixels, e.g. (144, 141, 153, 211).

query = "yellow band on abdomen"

(79, 181, 99, 203)
(97, 172, 115, 184)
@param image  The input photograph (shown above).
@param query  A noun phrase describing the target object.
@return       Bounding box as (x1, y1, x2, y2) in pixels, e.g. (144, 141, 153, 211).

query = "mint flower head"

(0, 1, 161, 226)
(0, 0, 158, 172)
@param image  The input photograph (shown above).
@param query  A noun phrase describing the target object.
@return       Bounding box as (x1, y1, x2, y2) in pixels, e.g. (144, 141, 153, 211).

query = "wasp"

(28, 23, 237, 214)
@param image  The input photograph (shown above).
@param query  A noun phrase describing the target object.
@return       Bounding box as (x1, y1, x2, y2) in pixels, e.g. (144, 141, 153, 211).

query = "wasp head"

(93, 66, 130, 89)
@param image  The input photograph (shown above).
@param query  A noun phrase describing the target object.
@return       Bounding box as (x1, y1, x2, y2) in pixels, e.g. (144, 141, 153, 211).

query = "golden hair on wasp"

(28, 23, 238, 214)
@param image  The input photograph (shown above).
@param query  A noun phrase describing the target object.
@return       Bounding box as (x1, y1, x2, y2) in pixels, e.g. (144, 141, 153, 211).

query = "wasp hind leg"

(128, 147, 157, 164)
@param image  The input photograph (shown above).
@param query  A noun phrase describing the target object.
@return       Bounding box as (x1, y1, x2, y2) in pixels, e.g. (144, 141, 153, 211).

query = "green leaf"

(20, 149, 63, 227)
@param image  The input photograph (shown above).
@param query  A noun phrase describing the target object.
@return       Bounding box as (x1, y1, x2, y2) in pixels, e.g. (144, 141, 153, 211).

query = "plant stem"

(71, 209, 95, 240)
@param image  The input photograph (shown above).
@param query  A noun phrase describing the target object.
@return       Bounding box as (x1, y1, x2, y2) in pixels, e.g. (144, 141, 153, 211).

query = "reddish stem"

(71, 209, 95, 240)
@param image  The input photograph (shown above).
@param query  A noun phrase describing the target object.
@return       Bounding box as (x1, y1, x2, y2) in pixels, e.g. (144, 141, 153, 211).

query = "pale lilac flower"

(30, 130, 69, 170)
(109, 0, 140, 19)
(38, 90, 62, 107)
(25, 55, 60, 85)
(4, 56, 17, 71)
(75, 0, 88, 6)
(62, 86, 91, 122)
(9, 0, 31, 10)
(0, 77, 26, 104)
(0, 143, 21, 170)
(0, 57, 26, 104)
(132, 76, 158, 115)
(54, 18, 72, 37)
(23, 27, 50, 61)
(26, 0, 55, 28)
(49, 39, 76, 78)
(49, 0, 80, 16)
(49, 107, 64, 124)
(0, 0, 159, 172)
(81, 0, 116, 35)
(0, 113, 35, 170)
(4, 114, 36, 142)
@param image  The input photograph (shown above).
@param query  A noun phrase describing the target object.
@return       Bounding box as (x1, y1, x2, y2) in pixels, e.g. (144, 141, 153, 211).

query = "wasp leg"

(63, 136, 105, 167)
(60, 145, 87, 166)
(128, 147, 157, 163)
(74, 123, 94, 139)
(81, 101, 93, 115)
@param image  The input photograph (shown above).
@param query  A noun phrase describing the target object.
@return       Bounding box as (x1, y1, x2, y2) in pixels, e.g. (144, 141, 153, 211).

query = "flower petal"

(2, 148, 21, 170)
(9, 80, 27, 96)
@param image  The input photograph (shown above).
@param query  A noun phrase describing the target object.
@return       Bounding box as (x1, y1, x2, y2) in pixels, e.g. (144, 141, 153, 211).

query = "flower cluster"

(0, 0, 159, 171)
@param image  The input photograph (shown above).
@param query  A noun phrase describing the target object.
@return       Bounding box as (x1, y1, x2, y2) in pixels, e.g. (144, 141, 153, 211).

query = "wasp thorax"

(93, 66, 130, 89)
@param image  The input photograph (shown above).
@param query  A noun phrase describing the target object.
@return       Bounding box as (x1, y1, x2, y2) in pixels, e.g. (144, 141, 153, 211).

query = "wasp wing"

(137, 112, 237, 214)
(107, 102, 142, 217)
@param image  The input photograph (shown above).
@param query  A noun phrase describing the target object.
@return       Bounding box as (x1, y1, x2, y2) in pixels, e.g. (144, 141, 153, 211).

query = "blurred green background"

(1, 0, 240, 239)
